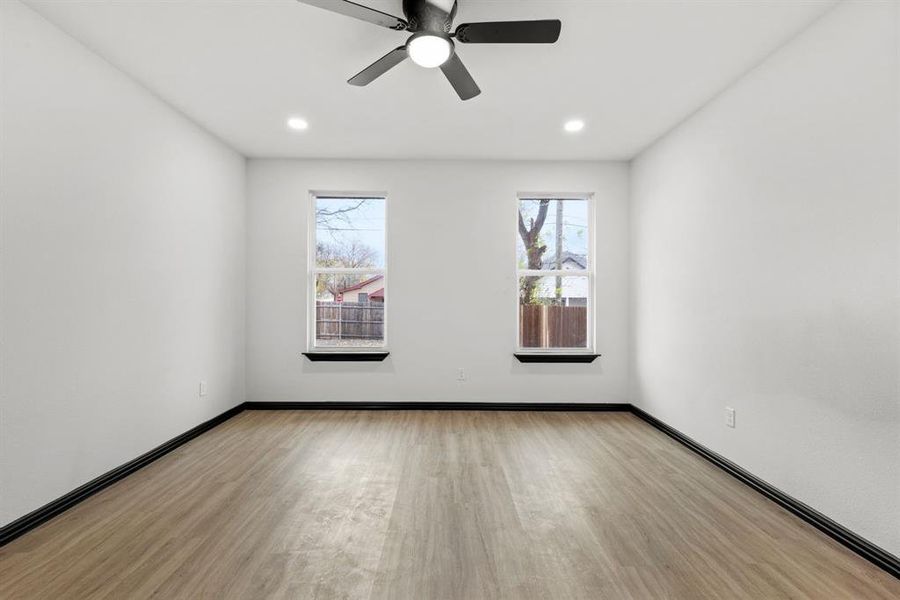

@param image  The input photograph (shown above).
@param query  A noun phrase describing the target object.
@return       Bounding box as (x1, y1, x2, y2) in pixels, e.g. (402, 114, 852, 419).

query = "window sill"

(514, 353, 600, 364)
(303, 352, 390, 362)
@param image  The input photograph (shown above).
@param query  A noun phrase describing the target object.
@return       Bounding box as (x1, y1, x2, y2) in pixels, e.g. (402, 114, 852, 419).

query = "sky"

(315, 197, 386, 268)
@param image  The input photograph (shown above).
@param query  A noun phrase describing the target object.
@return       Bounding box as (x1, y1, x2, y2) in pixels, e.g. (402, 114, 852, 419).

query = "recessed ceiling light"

(564, 119, 585, 133)
(287, 117, 309, 131)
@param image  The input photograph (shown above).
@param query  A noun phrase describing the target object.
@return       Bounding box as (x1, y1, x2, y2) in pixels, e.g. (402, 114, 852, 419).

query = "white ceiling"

(25, 0, 836, 160)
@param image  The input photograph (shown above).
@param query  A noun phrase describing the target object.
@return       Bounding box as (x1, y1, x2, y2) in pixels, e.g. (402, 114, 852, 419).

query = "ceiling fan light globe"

(407, 34, 453, 68)
(564, 119, 585, 133)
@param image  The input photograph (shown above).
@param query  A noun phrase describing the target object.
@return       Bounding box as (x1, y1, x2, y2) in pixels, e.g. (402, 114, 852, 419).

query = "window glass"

(311, 196, 386, 349)
(315, 197, 385, 269)
(516, 199, 589, 271)
(517, 197, 591, 350)
(518, 275, 589, 349)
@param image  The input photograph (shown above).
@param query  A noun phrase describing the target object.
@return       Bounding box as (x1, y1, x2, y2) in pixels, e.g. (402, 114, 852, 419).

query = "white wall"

(0, 1, 246, 525)
(247, 160, 629, 404)
(631, 0, 899, 554)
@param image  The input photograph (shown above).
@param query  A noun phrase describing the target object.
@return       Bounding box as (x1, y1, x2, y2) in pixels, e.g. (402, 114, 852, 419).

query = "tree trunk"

(517, 199, 551, 302)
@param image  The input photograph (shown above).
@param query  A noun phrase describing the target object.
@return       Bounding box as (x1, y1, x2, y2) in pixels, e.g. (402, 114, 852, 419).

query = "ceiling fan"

(296, 0, 562, 101)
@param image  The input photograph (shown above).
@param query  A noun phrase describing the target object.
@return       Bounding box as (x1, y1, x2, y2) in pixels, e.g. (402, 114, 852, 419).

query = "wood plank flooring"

(1, 410, 897, 599)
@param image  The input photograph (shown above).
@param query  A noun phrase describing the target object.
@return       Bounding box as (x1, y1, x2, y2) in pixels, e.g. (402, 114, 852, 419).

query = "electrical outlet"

(725, 407, 735, 428)
(199, 381, 208, 397)
(456, 368, 467, 382)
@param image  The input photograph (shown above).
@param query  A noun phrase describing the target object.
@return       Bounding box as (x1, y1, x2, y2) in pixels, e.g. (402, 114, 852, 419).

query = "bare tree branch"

(315, 240, 379, 298)
(316, 199, 366, 222)
(316, 199, 369, 234)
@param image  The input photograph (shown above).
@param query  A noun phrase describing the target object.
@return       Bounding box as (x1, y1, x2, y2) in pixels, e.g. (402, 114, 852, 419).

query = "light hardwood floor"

(1, 410, 897, 599)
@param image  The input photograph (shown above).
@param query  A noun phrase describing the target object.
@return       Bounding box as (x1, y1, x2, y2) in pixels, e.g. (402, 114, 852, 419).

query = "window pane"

(518, 275, 588, 349)
(315, 197, 385, 269)
(315, 273, 385, 347)
(516, 198, 589, 270)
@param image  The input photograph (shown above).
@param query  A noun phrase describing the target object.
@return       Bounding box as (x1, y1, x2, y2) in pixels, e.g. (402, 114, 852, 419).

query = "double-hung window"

(309, 194, 387, 350)
(516, 195, 593, 352)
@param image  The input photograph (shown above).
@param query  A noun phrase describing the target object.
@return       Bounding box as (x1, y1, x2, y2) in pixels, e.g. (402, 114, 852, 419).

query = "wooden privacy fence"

(316, 301, 384, 341)
(519, 304, 587, 348)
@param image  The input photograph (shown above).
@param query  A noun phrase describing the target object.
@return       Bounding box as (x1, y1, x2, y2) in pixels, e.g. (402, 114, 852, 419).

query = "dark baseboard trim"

(629, 405, 900, 580)
(245, 401, 631, 411)
(0, 403, 244, 547)
(514, 353, 601, 363)
(302, 352, 389, 362)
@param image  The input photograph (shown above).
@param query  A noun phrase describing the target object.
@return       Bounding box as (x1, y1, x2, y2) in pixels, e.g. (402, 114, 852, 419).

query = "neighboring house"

(534, 252, 588, 306)
(541, 251, 586, 271)
(336, 275, 384, 303)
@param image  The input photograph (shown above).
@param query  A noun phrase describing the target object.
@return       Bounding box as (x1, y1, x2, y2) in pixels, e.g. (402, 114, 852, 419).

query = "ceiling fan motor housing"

(403, 0, 457, 33)
(296, 0, 561, 101)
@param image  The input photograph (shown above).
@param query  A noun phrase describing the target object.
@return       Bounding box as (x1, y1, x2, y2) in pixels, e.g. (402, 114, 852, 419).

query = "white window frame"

(308, 191, 388, 352)
(515, 192, 595, 353)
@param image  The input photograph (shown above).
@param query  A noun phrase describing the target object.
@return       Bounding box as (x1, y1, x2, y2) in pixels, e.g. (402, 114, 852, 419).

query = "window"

(310, 194, 386, 350)
(516, 195, 593, 351)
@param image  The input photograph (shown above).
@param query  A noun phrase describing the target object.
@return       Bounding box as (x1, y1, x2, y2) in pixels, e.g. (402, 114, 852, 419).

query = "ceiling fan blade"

(348, 47, 408, 86)
(440, 53, 481, 101)
(296, 0, 407, 31)
(454, 20, 561, 44)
